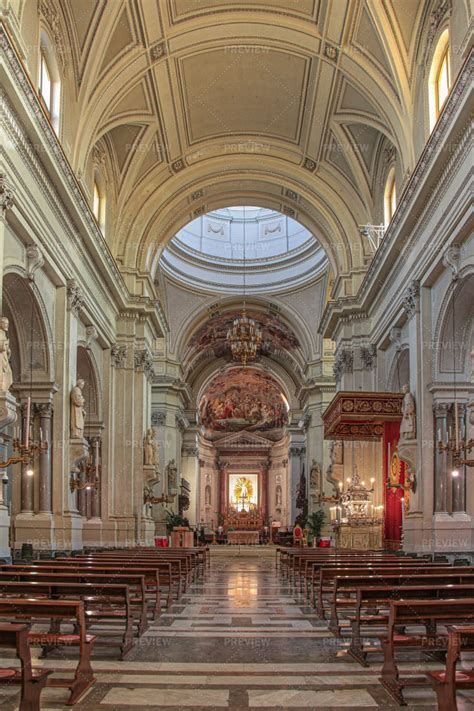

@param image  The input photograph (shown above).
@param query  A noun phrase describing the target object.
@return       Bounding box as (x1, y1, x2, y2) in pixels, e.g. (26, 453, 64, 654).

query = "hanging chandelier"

(226, 206, 262, 364)
(227, 309, 262, 365)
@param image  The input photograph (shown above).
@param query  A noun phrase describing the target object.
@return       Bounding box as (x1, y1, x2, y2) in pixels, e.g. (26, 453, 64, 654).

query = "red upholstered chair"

(293, 525, 303, 546)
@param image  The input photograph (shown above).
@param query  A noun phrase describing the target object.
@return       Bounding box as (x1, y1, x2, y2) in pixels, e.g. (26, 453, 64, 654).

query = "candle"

(25, 396, 31, 449)
(438, 428, 441, 442)
(338, 481, 343, 490)
(39, 427, 43, 443)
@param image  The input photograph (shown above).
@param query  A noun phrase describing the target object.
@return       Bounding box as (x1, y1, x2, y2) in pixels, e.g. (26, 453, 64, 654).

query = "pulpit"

(170, 527, 194, 548)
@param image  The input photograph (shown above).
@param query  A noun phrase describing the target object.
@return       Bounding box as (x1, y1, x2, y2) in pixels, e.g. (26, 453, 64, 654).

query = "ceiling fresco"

(199, 367, 288, 440)
(189, 311, 299, 360)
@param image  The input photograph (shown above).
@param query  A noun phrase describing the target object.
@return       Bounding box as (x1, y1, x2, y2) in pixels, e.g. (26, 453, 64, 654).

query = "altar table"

(228, 530, 259, 545)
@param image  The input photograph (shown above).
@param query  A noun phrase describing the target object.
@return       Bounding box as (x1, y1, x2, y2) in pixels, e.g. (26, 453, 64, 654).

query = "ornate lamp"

(226, 206, 262, 364)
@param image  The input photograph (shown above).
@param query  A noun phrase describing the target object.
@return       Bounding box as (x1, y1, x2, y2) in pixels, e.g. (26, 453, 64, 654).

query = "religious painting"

(188, 310, 299, 359)
(229, 473, 258, 512)
(199, 367, 288, 436)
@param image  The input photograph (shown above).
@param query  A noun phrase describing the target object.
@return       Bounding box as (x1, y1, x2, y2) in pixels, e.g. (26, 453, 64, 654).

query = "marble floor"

(0, 547, 473, 710)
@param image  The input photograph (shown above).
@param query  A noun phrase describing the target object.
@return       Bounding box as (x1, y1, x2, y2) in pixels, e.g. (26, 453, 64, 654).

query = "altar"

(228, 530, 260, 545)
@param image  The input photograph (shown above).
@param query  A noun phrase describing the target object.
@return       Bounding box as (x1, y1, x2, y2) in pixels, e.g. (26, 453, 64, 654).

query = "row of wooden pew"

(0, 546, 208, 710)
(278, 547, 474, 709)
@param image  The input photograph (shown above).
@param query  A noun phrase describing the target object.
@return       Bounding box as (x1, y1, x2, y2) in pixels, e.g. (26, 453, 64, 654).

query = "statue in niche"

(70, 379, 86, 439)
(400, 384, 416, 440)
(275, 485, 282, 507)
(205, 484, 211, 506)
(0, 317, 13, 392)
(144, 427, 159, 467)
(166, 459, 178, 491)
(309, 460, 321, 490)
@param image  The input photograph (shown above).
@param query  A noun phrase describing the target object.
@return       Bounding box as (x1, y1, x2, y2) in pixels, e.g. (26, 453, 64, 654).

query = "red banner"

(383, 422, 406, 549)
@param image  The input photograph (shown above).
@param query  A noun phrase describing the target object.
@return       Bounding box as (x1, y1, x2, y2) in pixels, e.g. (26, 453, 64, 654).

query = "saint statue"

(70, 379, 86, 439)
(275, 485, 282, 506)
(0, 317, 13, 392)
(309, 459, 321, 489)
(144, 427, 158, 466)
(166, 459, 178, 491)
(400, 384, 416, 440)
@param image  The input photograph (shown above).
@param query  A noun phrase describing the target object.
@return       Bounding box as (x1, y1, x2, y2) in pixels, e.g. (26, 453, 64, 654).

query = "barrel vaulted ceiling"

(51, 0, 434, 288)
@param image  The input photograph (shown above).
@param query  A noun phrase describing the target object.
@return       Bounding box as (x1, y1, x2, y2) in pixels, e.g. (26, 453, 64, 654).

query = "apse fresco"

(189, 310, 299, 358)
(199, 368, 288, 435)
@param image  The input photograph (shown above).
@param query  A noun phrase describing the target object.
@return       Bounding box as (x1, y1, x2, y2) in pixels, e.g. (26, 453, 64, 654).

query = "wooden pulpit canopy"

(323, 391, 403, 440)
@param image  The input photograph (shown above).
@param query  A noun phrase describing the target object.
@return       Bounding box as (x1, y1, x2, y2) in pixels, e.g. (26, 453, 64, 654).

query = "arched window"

(92, 177, 106, 234)
(38, 31, 61, 134)
(383, 167, 396, 227)
(429, 29, 451, 131)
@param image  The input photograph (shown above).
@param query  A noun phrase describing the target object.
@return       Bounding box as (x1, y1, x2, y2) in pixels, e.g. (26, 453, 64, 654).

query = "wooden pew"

(82, 551, 195, 588)
(379, 598, 474, 705)
(327, 570, 474, 632)
(0, 598, 96, 705)
(347, 584, 474, 666)
(0, 622, 52, 711)
(0, 581, 134, 659)
(63, 556, 182, 601)
(316, 565, 461, 619)
(293, 552, 408, 590)
(427, 625, 474, 711)
(0, 568, 149, 632)
(32, 560, 169, 614)
(307, 560, 446, 605)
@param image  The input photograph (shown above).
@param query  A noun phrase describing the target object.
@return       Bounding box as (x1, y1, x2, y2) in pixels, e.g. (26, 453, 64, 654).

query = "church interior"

(0, 0, 473, 709)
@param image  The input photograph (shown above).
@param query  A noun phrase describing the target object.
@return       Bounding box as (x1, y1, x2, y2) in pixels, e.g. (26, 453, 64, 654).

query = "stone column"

(90, 437, 101, 519)
(20, 402, 34, 514)
(37, 404, 52, 513)
(452, 404, 466, 513)
(287, 439, 305, 525)
(434, 402, 448, 513)
(260, 463, 268, 520)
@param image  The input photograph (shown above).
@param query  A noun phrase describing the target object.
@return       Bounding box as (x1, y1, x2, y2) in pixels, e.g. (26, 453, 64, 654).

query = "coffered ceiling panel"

(179, 48, 310, 144)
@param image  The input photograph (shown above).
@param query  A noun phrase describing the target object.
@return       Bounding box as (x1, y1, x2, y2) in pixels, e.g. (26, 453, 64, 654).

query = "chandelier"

(227, 309, 262, 364)
(226, 206, 262, 364)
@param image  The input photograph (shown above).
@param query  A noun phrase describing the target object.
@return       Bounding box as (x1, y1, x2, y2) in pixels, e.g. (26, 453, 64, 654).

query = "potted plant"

(306, 509, 326, 547)
(164, 510, 188, 535)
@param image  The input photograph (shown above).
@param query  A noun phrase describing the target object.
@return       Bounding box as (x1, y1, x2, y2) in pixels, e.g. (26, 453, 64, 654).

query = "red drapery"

(383, 422, 406, 549)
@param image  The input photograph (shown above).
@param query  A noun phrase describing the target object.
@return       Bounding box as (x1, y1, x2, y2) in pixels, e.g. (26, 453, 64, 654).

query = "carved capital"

(402, 280, 420, 319)
(360, 344, 377, 370)
(111, 343, 127, 368)
(35, 403, 52, 418)
(333, 348, 353, 381)
(433, 402, 450, 418)
(66, 279, 85, 316)
(134, 348, 154, 380)
(151, 410, 166, 426)
(0, 175, 15, 213)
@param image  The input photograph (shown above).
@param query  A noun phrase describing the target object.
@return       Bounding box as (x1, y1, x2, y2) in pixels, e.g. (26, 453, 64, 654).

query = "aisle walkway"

(0, 548, 450, 709)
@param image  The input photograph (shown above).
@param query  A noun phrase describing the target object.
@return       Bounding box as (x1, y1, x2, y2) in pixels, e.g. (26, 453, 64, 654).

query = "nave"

(1, 548, 473, 710)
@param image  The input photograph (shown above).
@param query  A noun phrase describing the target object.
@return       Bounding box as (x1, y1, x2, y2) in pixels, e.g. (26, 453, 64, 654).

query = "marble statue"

(400, 384, 416, 439)
(166, 459, 178, 491)
(144, 427, 158, 466)
(70, 379, 86, 438)
(0, 317, 13, 392)
(309, 459, 321, 489)
(275, 485, 282, 506)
